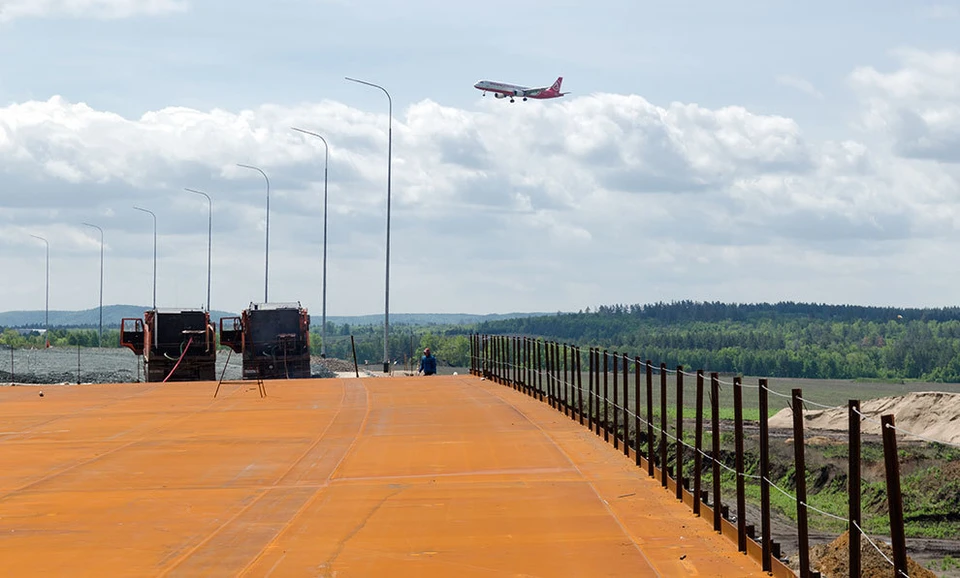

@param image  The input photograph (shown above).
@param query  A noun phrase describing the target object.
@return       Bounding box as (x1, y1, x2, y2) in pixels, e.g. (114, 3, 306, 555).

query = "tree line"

(472, 301, 960, 382)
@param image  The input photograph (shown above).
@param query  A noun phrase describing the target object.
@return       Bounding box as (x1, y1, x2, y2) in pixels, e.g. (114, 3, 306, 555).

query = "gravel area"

(0, 346, 337, 384)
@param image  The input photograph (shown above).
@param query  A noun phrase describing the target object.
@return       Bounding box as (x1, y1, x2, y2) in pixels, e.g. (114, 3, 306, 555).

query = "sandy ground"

(769, 390, 960, 445)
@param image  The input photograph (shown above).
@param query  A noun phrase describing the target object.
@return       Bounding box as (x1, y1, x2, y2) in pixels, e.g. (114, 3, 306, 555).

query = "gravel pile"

(1, 347, 337, 384)
(312, 357, 358, 373)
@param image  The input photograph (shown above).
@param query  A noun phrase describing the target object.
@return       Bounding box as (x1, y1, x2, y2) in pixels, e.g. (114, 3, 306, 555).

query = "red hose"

(162, 337, 194, 383)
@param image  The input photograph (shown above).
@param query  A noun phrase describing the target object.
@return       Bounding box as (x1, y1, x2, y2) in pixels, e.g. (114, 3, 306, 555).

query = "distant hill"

(0, 305, 239, 329)
(0, 307, 550, 329)
(324, 312, 551, 326)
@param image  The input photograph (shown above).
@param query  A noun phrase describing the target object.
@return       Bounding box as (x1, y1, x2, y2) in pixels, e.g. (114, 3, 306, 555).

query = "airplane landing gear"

(509, 98, 515, 103)
(523, 97, 528, 101)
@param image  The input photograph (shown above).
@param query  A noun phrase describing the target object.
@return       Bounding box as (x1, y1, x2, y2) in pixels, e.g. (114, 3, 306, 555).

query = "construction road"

(1, 375, 770, 577)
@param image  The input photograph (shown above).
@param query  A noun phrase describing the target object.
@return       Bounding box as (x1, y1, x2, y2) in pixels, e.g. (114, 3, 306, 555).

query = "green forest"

(8, 300, 960, 381)
(472, 301, 960, 382)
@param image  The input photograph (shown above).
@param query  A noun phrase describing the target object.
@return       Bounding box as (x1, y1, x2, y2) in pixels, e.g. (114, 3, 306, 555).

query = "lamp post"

(29, 234, 49, 347)
(132, 206, 157, 310)
(81, 223, 104, 347)
(291, 127, 330, 358)
(237, 164, 270, 303)
(183, 188, 213, 312)
(345, 76, 393, 374)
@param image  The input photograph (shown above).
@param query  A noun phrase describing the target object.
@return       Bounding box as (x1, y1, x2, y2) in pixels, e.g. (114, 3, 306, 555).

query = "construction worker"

(418, 347, 437, 376)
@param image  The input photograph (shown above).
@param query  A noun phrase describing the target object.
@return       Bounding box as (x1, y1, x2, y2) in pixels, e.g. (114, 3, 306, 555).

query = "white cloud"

(3, 49, 960, 316)
(850, 48, 960, 162)
(0, 0, 186, 22)
(776, 75, 825, 100)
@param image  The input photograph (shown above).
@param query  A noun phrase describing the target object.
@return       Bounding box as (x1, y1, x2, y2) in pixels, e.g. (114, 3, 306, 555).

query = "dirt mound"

(810, 531, 936, 578)
(769, 391, 960, 444)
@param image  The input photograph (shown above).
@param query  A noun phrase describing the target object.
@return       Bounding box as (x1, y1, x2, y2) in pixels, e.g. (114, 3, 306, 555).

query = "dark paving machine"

(120, 308, 217, 382)
(219, 302, 311, 380)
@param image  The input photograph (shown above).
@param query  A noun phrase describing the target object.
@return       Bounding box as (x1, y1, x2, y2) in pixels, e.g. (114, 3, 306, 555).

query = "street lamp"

(29, 234, 49, 348)
(345, 76, 393, 374)
(237, 164, 270, 303)
(132, 206, 157, 310)
(291, 127, 330, 358)
(183, 188, 213, 313)
(81, 223, 104, 347)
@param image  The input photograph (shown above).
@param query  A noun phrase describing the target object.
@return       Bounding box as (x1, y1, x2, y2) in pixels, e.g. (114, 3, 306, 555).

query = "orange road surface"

(1, 376, 771, 577)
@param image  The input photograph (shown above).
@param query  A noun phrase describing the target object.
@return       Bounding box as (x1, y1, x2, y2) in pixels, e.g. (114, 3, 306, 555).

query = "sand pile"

(769, 391, 960, 444)
(809, 531, 936, 578)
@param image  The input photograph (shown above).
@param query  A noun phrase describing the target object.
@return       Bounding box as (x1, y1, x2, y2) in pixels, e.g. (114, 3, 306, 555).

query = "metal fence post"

(588, 348, 595, 431)
(711, 372, 722, 532)
(623, 354, 629, 457)
(881, 414, 908, 578)
(576, 347, 584, 425)
(603, 350, 610, 442)
(612, 351, 619, 449)
(694, 370, 705, 516)
(760, 379, 772, 572)
(646, 361, 654, 477)
(792, 389, 811, 578)
(734, 376, 746, 552)
(634, 357, 642, 466)
(849, 400, 861, 578)
(676, 365, 684, 500)
(660, 362, 668, 488)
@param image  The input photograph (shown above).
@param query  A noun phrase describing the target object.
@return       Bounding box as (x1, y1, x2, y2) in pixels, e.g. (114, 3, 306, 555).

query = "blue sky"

(2, 0, 960, 316)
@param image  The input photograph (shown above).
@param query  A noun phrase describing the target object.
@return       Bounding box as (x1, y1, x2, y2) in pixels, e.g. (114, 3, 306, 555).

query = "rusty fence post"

(646, 361, 655, 477)
(537, 340, 544, 402)
(526, 338, 532, 395)
(623, 354, 630, 457)
(881, 414, 908, 578)
(595, 349, 602, 436)
(545, 341, 553, 407)
(588, 348, 595, 432)
(563, 344, 569, 416)
(577, 347, 584, 425)
(759, 379, 772, 572)
(557, 342, 563, 411)
(676, 365, 684, 501)
(612, 351, 619, 449)
(734, 376, 746, 553)
(792, 389, 811, 578)
(494, 336, 501, 383)
(694, 370, 704, 517)
(711, 372, 722, 532)
(551, 341, 558, 408)
(634, 357, 642, 466)
(848, 400, 861, 578)
(603, 350, 610, 442)
(693, 369, 703, 516)
(660, 363, 668, 488)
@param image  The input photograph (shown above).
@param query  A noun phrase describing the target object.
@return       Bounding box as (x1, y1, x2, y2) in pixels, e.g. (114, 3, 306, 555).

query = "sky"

(2, 1, 960, 317)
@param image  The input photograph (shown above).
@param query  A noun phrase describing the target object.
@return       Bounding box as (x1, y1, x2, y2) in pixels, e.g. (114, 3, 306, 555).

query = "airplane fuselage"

(474, 77, 568, 102)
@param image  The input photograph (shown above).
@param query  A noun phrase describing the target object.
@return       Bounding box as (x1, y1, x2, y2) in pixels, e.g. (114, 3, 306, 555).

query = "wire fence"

(471, 334, 957, 578)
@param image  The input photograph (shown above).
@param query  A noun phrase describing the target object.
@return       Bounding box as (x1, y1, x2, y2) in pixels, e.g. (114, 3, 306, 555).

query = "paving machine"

(120, 308, 217, 382)
(219, 302, 311, 380)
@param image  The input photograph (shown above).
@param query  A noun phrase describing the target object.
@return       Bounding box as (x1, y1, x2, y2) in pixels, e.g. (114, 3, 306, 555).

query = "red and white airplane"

(474, 76, 569, 102)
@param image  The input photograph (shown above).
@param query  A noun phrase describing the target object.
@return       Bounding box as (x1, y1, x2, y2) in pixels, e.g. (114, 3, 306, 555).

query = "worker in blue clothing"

(418, 347, 437, 376)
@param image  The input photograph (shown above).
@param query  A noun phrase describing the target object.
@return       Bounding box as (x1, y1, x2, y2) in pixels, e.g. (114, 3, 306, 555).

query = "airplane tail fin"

(550, 77, 563, 92)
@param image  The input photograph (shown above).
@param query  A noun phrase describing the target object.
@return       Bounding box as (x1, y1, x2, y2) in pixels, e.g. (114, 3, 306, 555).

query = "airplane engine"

(494, 93, 507, 99)
(513, 89, 524, 97)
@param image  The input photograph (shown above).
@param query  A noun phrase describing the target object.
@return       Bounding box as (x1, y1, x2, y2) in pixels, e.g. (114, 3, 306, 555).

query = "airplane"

(474, 76, 569, 102)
